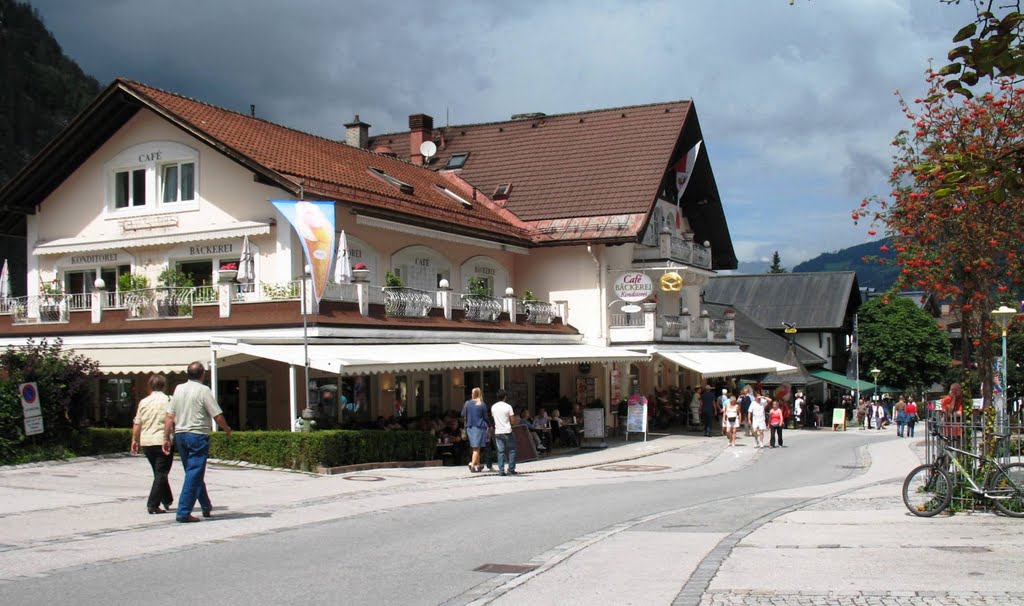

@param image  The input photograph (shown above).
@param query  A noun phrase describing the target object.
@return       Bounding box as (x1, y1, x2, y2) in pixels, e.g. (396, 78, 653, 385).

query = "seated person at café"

(533, 408, 553, 448)
(439, 417, 467, 463)
(551, 409, 578, 447)
(518, 408, 547, 451)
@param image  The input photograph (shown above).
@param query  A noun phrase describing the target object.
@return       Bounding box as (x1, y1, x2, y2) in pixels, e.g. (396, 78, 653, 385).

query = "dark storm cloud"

(25, 0, 979, 264)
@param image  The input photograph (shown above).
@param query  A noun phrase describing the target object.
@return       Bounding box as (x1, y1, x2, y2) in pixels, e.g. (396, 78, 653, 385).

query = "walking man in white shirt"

(490, 389, 518, 476)
(163, 361, 232, 523)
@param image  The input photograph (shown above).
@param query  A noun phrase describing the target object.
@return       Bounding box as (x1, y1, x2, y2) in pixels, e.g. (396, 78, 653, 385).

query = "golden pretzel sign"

(659, 272, 683, 292)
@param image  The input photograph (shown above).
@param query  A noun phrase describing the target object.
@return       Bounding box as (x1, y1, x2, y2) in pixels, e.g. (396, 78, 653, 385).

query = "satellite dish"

(621, 304, 642, 314)
(420, 141, 437, 160)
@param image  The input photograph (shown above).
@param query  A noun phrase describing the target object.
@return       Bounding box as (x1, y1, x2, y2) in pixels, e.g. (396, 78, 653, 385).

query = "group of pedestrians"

(130, 361, 233, 523)
(460, 387, 519, 476)
(855, 395, 920, 437)
(697, 385, 790, 449)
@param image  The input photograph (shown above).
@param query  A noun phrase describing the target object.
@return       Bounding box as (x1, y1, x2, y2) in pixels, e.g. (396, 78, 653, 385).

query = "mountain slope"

(0, 0, 100, 297)
(792, 238, 898, 291)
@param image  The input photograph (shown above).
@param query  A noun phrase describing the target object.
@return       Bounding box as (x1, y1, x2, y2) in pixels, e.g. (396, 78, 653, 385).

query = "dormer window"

(445, 152, 469, 169)
(369, 167, 414, 194)
(493, 183, 512, 199)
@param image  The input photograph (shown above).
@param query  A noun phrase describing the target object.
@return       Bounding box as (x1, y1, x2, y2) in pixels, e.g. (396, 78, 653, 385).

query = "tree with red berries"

(854, 73, 1024, 407)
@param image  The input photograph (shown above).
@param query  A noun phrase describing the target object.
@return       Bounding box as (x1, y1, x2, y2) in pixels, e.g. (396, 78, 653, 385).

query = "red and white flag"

(674, 141, 702, 205)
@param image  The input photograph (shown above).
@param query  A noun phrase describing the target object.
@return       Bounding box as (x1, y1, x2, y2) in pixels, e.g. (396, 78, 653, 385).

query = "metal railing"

(922, 417, 1024, 511)
(610, 312, 645, 327)
(520, 300, 557, 325)
(461, 294, 502, 322)
(7, 295, 68, 324)
(383, 286, 432, 317)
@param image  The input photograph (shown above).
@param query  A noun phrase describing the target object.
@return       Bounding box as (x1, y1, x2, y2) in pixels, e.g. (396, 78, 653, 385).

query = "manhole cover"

(474, 563, 539, 574)
(343, 475, 385, 482)
(594, 464, 670, 472)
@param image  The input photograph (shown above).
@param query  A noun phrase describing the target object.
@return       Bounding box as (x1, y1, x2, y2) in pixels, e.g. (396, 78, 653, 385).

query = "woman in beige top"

(131, 374, 174, 514)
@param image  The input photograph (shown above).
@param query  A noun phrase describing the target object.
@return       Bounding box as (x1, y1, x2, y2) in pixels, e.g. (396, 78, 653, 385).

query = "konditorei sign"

(613, 272, 654, 302)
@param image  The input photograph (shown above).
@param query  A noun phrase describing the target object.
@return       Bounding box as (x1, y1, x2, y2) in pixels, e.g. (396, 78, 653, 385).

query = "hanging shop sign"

(613, 272, 654, 302)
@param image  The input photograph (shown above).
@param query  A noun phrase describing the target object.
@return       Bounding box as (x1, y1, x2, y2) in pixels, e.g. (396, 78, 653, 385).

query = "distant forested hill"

(0, 0, 100, 186)
(0, 0, 100, 297)
(792, 238, 899, 291)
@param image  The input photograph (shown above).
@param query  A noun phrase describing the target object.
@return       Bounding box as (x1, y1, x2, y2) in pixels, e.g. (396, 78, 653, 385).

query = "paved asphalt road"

(1, 428, 1021, 605)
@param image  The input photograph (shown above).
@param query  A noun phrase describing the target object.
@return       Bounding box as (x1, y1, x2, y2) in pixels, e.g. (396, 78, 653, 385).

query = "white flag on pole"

(674, 141, 702, 205)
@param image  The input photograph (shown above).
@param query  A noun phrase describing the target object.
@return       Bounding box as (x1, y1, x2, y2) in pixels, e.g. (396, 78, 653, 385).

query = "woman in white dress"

(748, 395, 768, 449)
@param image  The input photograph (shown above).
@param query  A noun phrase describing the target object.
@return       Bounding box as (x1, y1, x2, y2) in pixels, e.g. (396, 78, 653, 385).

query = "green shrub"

(71, 427, 132, 455)
(210, 429, 435, 471)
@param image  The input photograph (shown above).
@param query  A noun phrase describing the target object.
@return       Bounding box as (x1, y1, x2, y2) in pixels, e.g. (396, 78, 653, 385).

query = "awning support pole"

(289, 364, 298, 432)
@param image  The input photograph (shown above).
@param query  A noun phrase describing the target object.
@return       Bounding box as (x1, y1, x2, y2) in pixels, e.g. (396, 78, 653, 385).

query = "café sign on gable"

(613, 272, 654, 302)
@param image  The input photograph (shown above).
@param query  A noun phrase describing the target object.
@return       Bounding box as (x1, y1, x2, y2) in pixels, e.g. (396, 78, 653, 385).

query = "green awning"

(809, 369, 877, 391)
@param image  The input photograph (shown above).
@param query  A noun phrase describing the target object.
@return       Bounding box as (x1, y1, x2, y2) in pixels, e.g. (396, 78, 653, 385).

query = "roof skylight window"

(437, 185, 473, 208)
(493, 183, 512, 199)
(369, 167, 414, 194)
(445, 152, 469, 169)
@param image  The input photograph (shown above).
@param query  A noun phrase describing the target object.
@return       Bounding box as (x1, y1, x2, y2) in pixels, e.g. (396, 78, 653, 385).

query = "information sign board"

(24, 415, 44, 436)
(831, 408, 846, 431)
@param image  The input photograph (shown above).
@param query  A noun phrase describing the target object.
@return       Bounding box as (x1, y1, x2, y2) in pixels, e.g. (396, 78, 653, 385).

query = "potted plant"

(522, 290, 539, 302)
(351, 262, 371, 282)
(385, 270, 403, 288)
(117, 273, 151, 317)
(157, 267, 194, 317)
(641, 296, 658, 312)
(467, 277, 490, 297)
(218, 262, 239, 283)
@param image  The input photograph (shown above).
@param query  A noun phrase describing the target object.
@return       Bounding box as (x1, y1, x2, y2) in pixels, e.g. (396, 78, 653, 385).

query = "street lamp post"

(870, 368, 882, 428)
(991, 305, 1017, 431)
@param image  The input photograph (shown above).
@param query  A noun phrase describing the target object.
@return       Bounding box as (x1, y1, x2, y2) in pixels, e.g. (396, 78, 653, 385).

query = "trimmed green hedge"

(71, 428, 133, 456)
(0, 427, 132, 466)
(0, 427, 435, 471)
(210, 430, 436, 472)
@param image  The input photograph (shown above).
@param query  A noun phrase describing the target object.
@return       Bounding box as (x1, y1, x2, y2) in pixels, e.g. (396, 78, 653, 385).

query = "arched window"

(459, 255, 509, 296)
(391, 245, 451, 291)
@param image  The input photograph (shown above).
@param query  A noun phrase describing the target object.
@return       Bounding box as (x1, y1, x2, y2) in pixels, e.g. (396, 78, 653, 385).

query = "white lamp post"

(991, 305, 1017, 430)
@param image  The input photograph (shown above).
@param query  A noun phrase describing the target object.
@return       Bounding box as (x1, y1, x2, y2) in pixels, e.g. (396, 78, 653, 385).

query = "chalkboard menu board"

(627, 403, 648, 433)
(583, 408, 605, 438)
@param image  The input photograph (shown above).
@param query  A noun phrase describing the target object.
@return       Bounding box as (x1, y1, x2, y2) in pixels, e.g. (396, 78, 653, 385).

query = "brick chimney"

(344, 115, 371, 148)
(409, 113, 434, 165)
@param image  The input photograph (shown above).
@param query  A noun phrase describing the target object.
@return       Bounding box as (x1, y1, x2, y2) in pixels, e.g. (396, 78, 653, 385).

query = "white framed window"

(160, 161, 195, 203)
(106, 142, 199, 214)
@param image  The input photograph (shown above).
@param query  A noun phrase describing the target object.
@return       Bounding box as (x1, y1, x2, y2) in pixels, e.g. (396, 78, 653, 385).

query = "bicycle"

(902, 429, 1024, 517)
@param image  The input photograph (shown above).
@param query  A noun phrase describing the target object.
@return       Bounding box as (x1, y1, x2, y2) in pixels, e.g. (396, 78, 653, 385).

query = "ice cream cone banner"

(272, 200, 337, 304)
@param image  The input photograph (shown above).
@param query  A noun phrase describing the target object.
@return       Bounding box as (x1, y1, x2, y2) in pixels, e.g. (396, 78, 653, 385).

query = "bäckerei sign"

(613, 272, 654, 302)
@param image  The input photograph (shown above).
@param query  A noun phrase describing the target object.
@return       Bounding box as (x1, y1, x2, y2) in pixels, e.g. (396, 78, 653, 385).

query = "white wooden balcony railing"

(0, 280, 564, 326)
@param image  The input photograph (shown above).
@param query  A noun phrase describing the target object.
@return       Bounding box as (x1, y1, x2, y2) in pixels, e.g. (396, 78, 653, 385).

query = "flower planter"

(218, 269, 238, 283)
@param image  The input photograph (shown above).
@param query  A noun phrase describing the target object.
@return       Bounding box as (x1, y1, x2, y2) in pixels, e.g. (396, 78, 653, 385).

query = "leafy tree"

(854, 70, 1024, 405)
(0, 339, 101, 459)
(857, 297, 951, 395)
(768, 251, 786, 274)
(940, 0, 1024, 98)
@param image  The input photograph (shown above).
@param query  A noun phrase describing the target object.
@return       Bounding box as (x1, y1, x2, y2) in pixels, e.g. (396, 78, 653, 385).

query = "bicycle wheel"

(987, 462, 1024, 518)
(903, 464, 953, 517)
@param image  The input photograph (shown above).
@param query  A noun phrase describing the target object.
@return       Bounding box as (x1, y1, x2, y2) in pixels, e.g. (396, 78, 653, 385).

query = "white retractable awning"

(655, 350, 795, 379)
(214, 341, 649, 375)
(466, 343, 650, 365)
(33, 221, 272, 255)
(72, 345, 225, 375)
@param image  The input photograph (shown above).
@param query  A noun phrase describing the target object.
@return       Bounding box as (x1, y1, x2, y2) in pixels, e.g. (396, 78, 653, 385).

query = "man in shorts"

(748, 395, 767, 448)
